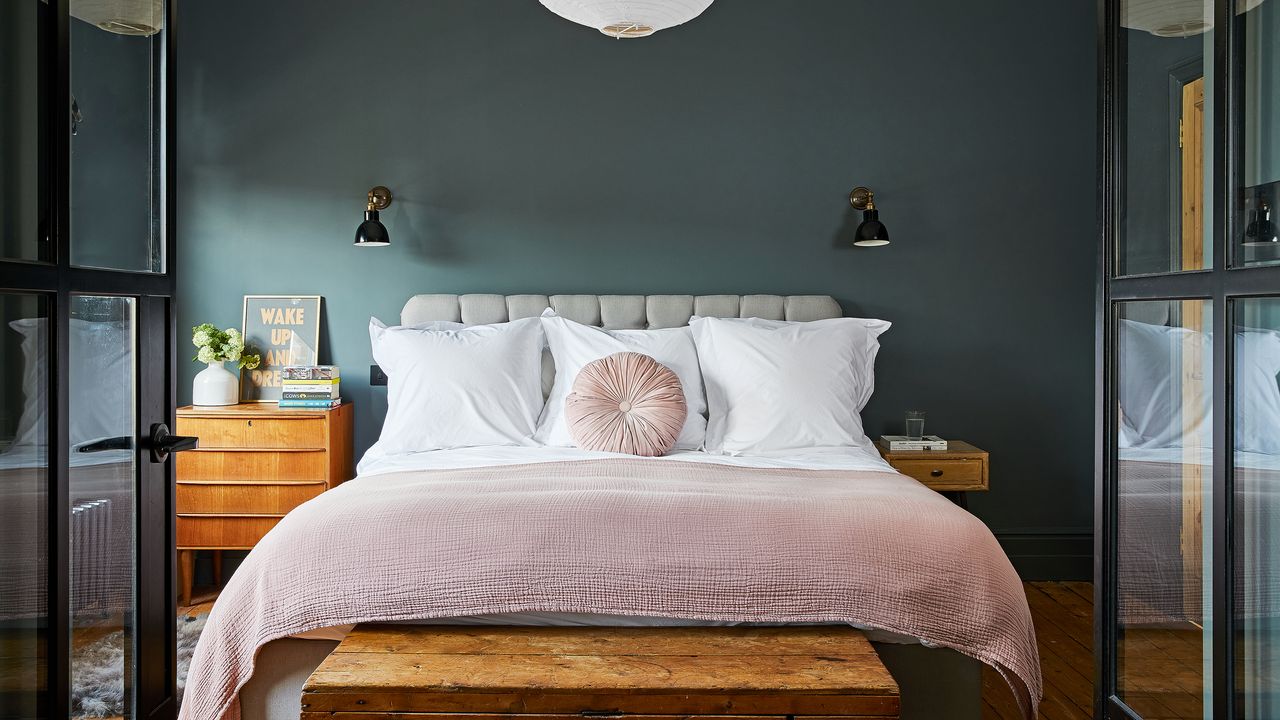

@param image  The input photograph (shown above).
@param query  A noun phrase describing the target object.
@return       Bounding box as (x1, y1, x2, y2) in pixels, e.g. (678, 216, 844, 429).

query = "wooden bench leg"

(213, 550, 223, 587)
(179, 550, 194, 607)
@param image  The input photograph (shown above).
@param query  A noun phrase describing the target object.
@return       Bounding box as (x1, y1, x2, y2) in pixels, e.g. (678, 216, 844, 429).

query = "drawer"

(176, 449, 329, 482)
(177, 515, 281, 549)
(890, 458, 986, 491)
(177, 481, 325, 515)
(177, 415, 326, 450)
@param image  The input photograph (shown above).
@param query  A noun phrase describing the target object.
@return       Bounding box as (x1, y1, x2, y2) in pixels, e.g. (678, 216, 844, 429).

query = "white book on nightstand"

(879, 435, 949, 451)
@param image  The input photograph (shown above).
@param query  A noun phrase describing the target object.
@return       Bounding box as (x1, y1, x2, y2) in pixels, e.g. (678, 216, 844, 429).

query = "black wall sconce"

(1244, 199, 1278, 247)
(849, 186, 890, 247)
(354, 186, 393, 247)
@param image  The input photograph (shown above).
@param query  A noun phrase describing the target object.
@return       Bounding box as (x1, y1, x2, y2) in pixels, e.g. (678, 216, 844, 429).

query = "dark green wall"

(177, 0, 1097, 576)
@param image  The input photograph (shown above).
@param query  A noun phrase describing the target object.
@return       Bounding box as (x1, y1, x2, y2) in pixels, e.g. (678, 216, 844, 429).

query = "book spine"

(278, 399, 341, 408)
(280, 392, 338, 400)
(281, 366, 340, 381)
(279, 379, 340, 385)
(886, 440, 948, 448)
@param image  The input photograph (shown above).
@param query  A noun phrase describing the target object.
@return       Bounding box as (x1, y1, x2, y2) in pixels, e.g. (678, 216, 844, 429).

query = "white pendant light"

(539, 0, 715, 38)
(1121, 0, 1265, 37)
(70, 0, 164, 35)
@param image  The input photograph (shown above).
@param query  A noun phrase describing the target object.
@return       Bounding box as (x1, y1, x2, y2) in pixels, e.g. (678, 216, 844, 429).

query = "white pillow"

(364, 316, 546, 457)
(536, 310, 707, 450)
(690, 316, 890, 454)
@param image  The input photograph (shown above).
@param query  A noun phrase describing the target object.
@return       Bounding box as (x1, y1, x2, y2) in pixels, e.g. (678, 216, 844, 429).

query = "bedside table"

(876, 439, 989, 508)
(175, 402, 354, 605)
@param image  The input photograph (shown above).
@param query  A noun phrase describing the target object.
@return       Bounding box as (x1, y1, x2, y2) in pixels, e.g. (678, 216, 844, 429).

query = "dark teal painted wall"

(176, 0, 1097, 561)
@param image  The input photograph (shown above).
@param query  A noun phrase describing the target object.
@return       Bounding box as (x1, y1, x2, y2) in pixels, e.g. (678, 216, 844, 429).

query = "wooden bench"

(301, 624, 900, 720)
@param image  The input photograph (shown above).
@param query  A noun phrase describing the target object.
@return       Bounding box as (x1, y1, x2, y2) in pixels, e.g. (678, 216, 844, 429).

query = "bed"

(180, 294, 1041, 720)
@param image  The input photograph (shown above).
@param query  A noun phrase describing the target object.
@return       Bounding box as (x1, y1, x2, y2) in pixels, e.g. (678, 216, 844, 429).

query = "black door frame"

(1096, 0, 1280, 717)
(0, 0, 178, 716)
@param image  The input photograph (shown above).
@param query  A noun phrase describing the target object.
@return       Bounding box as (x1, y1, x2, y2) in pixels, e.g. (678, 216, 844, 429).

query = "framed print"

(241, 295, 322, 402)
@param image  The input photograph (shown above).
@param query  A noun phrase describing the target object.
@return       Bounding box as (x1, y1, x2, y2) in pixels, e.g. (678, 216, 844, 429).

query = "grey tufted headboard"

(401, 294, 842, 328)
(385, 294, 843, 392)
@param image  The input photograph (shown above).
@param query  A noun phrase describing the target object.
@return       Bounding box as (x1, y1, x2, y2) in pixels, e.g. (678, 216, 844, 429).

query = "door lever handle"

(77, 436, 133, 453)
(147, 423, 199, 463)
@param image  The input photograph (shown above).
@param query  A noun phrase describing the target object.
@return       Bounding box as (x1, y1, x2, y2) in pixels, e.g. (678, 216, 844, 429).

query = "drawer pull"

(247, 420, 253, 427)
(930, 469, 944, 477)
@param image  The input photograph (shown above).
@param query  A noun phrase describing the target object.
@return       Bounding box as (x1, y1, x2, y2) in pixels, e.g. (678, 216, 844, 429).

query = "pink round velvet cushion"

(564, 352, 688, 457)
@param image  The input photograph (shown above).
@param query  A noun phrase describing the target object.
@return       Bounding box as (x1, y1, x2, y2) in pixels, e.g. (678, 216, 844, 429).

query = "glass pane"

(69, 0, 162, 272)
(1119, 0, 1213, 275)
(1234, 298, 1280, 718)
(69, 295, 136, 719)
(0, 293, 49, 716)
(0, 2, 51, 262)
(1238, 0, 1280, 266)
(1115, 299, 1212, 718)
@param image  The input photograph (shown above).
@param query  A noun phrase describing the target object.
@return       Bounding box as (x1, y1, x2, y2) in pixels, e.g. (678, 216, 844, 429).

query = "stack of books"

(279, 365, 341, 409)
(879, 435, 949, 451)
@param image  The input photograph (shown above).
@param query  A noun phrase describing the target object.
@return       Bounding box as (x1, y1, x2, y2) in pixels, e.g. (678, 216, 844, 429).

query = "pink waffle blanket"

(181, 459, 1041, 719)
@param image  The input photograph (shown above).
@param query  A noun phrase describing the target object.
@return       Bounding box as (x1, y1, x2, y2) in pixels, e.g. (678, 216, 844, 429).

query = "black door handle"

(77, 436, 133, 453)
(147, 423, 199, 463)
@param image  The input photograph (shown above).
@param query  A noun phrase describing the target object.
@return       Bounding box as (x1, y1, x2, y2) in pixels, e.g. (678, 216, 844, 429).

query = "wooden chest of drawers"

(175, 402, 354, 604)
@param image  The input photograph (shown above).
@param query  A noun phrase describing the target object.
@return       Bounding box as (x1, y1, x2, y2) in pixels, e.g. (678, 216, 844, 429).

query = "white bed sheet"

(0, 445, 132, 469)
(295, 441, 923, 645)
(355, 437, 896, 476)
(1119, 445, 1280, 471)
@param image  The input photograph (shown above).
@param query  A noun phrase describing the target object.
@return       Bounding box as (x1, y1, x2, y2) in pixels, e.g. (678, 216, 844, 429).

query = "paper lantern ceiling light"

(539, 0, 715, 38)
(71, 0, 164, 35)
(1121, 0, 1265, 37)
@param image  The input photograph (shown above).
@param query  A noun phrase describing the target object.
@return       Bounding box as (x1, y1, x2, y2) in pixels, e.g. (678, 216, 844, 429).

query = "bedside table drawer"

(890, 458, 986, 491)
(177, 482, 326, 515)
(176, 449, 329, 482)
(177, 515, 282, 549)
(178, 416, 326, 449)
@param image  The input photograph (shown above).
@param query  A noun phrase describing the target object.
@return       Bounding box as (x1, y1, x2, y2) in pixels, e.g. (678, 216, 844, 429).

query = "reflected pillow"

(8, 318, 132, 450)
(1118, 319, 1280, 454)
(1117, 319, 1210, 449)
(1236, 329, 1280, 455)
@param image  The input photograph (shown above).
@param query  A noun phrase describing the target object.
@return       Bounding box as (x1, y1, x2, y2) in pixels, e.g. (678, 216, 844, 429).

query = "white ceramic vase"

(193, 361, 238, 406)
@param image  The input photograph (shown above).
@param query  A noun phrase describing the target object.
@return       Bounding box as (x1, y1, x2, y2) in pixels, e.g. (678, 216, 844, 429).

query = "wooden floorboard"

(983, 582, 1097, 720)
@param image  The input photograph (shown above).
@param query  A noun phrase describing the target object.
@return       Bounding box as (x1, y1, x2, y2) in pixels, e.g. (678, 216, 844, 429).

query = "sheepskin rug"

(72, 612, 206, 718)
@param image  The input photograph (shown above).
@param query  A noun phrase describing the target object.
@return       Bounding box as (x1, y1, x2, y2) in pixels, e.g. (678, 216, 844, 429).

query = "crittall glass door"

(1, 1, 181, 718)
(1100, 0, 1280, 717)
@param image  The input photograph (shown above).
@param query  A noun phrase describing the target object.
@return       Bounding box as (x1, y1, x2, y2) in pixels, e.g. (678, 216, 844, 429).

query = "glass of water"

(905, 411, 926, 441)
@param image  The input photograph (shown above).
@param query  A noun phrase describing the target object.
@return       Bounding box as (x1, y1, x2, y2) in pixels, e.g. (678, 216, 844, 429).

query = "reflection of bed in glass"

(2, 304, 136, 718)
(1117, 312, 1280, 717)
(0, 450, 135, 623)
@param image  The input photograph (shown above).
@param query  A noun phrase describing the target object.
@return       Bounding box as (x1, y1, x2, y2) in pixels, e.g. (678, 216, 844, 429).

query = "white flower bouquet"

(191, 323, 261, 369)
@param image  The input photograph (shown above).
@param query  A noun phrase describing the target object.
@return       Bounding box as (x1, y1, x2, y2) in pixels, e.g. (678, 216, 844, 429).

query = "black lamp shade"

(1244, 207, 1278, 247)
(853, 208, 890, 247)
(354, 209, 390, 247)
(1243, 221, 1278, 246)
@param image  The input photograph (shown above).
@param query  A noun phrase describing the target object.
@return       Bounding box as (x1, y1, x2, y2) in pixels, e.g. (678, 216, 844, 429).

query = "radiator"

(71, 499, 113, 615)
